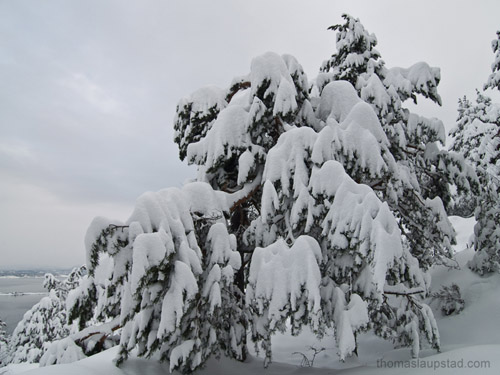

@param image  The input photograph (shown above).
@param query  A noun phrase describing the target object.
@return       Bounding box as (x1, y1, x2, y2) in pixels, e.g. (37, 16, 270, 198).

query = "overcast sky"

(1, 0, 499, 269)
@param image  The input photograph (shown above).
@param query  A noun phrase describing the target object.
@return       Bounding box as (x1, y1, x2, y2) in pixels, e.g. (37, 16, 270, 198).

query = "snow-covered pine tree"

(76, 16, 471, 372)
(448, 92, 497, 216)
(466, 29, 500, 274)
(5, 267, 87, 365)
(319, 14, 477, 269)
(485, 31, 500, 91)
(483, 29, 500, 178)
(7, 290, 69, 364)
(0, 318, 8, 366)
(44, 265, 87, 301)
(450, 92, 497, 175)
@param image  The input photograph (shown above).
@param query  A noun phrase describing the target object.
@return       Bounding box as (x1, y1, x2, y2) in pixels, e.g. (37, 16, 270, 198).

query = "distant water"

(0, 277, 47, 334)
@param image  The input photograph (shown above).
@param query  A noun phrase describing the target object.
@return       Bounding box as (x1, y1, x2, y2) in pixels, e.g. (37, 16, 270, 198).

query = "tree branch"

(75, 324, 120, 345)
(226, 81, 251, 103)
(383, 290, 424, 296)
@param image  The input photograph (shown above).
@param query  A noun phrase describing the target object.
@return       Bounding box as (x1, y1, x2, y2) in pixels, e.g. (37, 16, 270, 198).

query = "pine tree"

(485, 31, 500, 91)
(5, 267, 87, 365)
(73, 16, 478, 372)
(0, 317, 8, 366)
(448, 92, 496, 216)
(7, 290, 69, 364)
(450, 29, 500, 274)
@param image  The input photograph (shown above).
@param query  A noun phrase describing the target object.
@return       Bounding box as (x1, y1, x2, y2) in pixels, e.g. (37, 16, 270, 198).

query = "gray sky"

(1, 0, 499, 269)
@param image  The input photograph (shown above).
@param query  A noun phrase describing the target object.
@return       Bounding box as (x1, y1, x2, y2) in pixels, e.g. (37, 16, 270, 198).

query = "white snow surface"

(317, 81, 361, 122)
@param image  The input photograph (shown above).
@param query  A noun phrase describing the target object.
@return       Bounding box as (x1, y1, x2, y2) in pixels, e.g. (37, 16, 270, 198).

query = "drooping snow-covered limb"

(39, 318, 121, 367)
(388, 292, 440, 358)
(73, 318, 121, 347)
(246, 236, 323, 366)
(39, 337, 86, 367)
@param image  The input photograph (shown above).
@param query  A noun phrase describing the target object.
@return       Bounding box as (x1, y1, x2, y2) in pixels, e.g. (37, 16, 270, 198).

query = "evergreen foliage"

(5, 267, 86, 365)
(472, 29, 500, 273)
(70, 14, 478, 372)
(0, 318, 8, 367)
(430, 284, 465, 316)
(484, 31, 500, 91)
(320, 14, 477, 269)
(448, 92, 495, 216)
(7, 290, 69, 364)
(449, 29, 500, 274)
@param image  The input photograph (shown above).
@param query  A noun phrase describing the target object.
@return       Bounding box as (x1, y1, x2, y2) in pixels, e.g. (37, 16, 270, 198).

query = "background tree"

(449, 29, 500, 274)
(5, 267, 86, 365)
(485, 31, 500, 91)
(448, 92, 496, 216)
(0, 318, 8, 366)
(7, 290, 69, 364)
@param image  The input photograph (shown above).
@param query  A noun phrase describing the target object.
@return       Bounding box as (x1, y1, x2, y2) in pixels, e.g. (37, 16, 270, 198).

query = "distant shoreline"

(0, 292, 47, 296)
(0, 275, 45, 279)
(0, 269, 74, 278)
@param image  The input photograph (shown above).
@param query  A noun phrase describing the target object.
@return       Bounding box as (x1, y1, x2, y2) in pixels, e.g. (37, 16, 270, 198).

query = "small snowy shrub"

(431, 284, 465, 316)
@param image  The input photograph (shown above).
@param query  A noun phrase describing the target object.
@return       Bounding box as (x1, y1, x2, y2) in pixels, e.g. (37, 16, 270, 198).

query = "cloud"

(59, 73, 123, 115)
(0, 179, 132, 269)
(1, 0, 500, 268)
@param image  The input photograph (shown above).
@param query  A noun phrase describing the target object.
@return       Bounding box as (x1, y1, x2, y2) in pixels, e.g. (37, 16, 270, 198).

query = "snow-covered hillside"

(3, 216, 498, 375)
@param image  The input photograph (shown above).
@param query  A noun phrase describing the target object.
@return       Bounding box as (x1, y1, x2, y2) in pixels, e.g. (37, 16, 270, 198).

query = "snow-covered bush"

(430, 284, 465, 316)
(72, 14, 478, 372)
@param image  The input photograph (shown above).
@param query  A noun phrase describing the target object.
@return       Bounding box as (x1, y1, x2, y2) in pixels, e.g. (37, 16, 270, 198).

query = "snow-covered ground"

(2, 216, 499, 374)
